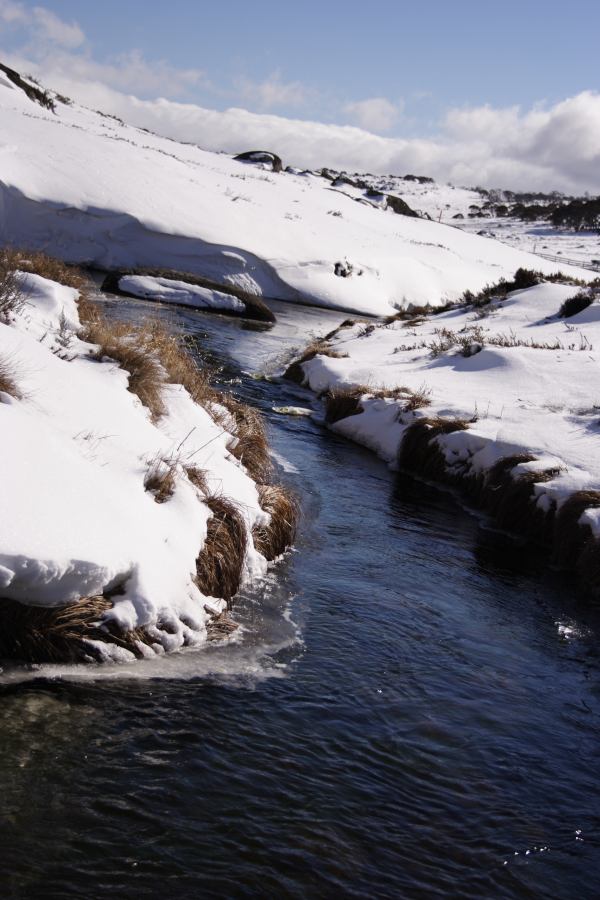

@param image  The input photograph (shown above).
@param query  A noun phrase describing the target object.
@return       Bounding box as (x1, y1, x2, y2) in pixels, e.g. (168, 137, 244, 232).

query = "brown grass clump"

(323, 382, 431, 424)
(206, 609, 240, 640)
(0, 262, 26, 323)
(0, 595, 149, 664)
(220, 395, 272, 482)
(85, 317, 167, 420)
(324, 318, 359, 340)
(0, 357, 21, 399)
(144, 457, 177, 503)
(398, 416, 470, 480)
(185, 465, 209, 496)
(554, 490, 600, 567)
(195, 495, 247, 606)
(483, 461, 559, 541)
(324, 385, 367, 424)
(252, 483, 299, 560)
(284, 340, 348, 384)
(403, 386, 432, 412)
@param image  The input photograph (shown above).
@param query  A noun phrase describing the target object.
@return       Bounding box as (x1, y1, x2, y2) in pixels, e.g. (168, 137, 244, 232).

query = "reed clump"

(252, 483, 299, 560)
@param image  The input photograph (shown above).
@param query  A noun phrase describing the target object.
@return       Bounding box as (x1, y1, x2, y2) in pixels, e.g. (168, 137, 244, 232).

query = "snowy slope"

(326, 171, 600, 268)
(0, 270, 269, 660)
(0, 68, 593, 317)
(296, 282, 600, 538)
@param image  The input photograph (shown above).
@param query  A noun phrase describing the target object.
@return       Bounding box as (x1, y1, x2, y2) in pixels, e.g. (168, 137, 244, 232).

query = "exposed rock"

(386, 195, 419, 218)
(234, 150, 283, 173)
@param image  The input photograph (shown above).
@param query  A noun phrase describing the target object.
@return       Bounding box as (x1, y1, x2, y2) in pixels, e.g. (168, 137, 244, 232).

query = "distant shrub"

(512, 268, 541, 290)
(0, 260, 26, 322)
(558, 291, 594, 318)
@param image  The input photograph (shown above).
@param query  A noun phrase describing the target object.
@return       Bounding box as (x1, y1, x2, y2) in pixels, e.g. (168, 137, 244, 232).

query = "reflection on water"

(2, 296, 600, 899)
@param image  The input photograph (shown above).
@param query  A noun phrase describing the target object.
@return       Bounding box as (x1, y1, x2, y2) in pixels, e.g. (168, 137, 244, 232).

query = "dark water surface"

(2, 298, 600, 899)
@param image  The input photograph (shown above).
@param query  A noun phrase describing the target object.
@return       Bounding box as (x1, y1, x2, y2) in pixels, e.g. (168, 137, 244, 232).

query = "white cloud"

(43, 79, 599, 193)
(343, 97, 402, 133)
(1, 2, 207, 98)
(0, 0, 84, 47)
(1, 7, 599, 193)
(236, 71, 308, 110)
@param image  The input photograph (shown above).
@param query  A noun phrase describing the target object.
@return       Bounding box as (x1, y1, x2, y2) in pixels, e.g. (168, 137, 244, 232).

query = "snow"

(0, 272, 270, 652)
(296, 281, 600, 535)
(0, 76, 593, 317)
(119, 275, 246, 312)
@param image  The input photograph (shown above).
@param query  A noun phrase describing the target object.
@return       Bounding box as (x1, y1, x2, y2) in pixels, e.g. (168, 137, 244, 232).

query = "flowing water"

(2, 297, 600, 899)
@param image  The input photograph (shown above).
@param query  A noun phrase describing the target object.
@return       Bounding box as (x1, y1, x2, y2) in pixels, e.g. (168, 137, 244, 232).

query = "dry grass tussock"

(399, 417, 470, 481)
(196, 494, 247, 606)
(85, 317, 167, 420)
(0, 595, 150, 663)
(397, 427, 600, 596)
(220, 395, 272, 483)
(144, 456, 178, 504)
(0, 356, 21, 399)
(284, 340, 348, 384)
(324, 383, 432, 425)
(184, 464, 209, 496)
(0, 264, 26, 323)
(252, 484, 299, 560)
(554, 490, 600, 567)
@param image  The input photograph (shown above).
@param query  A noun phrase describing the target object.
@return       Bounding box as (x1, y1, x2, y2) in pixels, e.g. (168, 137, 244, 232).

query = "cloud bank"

(2, 1, 599, 193)
(48, 78, 600, 194)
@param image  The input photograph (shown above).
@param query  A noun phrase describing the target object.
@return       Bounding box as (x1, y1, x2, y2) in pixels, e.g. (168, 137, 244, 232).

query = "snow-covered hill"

(0, 65, 593, 317)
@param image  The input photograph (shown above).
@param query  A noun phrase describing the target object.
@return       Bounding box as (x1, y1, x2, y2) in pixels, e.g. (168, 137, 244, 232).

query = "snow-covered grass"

(0, 255, 297, 664)
(287, 273, 600, 595)
(0, 67, 594, 318)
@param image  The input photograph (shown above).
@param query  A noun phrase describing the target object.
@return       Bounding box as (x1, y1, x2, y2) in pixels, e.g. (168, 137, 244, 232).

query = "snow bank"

(292, 280, 600, 559)
(118, 275, 246, 313)
(0, 69, 593, 317)
(0, 271, 273, 660)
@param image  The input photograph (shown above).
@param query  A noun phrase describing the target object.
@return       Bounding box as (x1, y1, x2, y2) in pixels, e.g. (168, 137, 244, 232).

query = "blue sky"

(2, 0, 599, 134)
(1, 0, 599, 190)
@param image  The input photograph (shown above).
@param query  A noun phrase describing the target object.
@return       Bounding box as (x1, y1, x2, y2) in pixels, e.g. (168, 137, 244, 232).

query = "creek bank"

(0, 253, 296, 664)
(283, 277, 600, 598)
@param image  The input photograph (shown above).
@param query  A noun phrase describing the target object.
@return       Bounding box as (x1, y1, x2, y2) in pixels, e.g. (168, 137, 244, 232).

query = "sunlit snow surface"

(0, 79, 593, 317)
(301, 281, 600, 536)
(0, 272, 271, 653)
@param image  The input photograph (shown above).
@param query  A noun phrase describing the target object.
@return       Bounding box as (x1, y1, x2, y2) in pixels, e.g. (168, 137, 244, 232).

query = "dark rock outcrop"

(234, 150, 283, 173)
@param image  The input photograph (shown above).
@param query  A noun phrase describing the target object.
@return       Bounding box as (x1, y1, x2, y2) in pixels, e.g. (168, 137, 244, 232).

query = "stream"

(2, 296, 600, 899)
